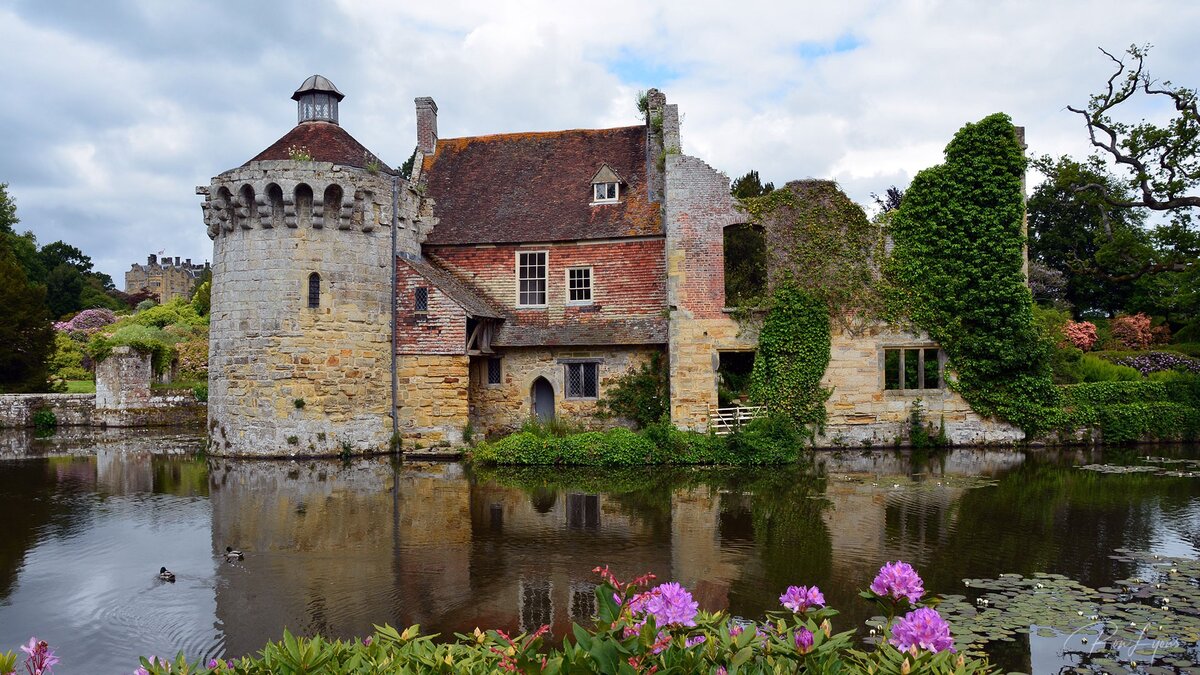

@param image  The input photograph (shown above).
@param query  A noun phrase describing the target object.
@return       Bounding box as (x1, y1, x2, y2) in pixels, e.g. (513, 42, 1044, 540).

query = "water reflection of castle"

(206, 450, 1030, 656)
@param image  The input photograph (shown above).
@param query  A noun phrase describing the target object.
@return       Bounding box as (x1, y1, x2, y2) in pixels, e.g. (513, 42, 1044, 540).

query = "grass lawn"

(65, 380, 96, 393)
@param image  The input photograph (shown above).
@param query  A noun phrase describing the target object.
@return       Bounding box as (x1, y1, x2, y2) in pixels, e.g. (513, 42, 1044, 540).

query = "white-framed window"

(487, 357, 502, 386)
(883, 347, 944, 391)
(517, 251, 548, 307)
(565, 362, 599, 399)
(567, 267, 593, 304)
(593, 182, 618, 203)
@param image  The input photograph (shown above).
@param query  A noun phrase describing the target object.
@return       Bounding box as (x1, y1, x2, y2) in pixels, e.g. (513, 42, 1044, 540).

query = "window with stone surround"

(567, 267, 592, 304)
(565, 361, 599, 399)
(414, 286, 429, 312)
(487, 357, 502, 386)
(307, 272, 320, 308)
(883, 347, 943, 391)
(517, 251, 548, 307)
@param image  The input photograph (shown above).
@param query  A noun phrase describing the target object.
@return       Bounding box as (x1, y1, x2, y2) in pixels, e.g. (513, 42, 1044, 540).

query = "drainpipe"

(390, 172, 400, 447)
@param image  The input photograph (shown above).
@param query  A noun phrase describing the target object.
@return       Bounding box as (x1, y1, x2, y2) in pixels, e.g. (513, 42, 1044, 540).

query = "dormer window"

(593, 182, 618, 203)
(590, 164, 622, 205)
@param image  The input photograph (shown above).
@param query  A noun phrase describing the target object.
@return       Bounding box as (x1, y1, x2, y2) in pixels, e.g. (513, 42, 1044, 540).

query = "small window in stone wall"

(565, 362, 599, 398)
(487, 357, 502, 385)
(308, 272, 320, 308)
(884, 347, 942, 391)
(415, 287, 429, 312)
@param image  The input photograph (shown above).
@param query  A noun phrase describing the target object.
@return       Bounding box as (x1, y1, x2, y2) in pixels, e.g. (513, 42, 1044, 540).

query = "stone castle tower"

(199, 75, 420, 456)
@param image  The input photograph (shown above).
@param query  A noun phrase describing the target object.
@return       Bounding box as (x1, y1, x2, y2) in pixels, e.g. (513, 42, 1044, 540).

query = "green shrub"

(132, 298, 206, 329)
(1058, 378, 1200, 442)
(32, 407, 57, 432)
(192, 383, 208, 402)
(1067, 354, 1142, 382)
(749, 282, 830, 430)
(596, 351, 668, 429)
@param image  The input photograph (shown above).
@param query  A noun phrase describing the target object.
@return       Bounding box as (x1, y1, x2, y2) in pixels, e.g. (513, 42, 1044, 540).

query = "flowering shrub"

(870, 560, 926, 604)
(1115, 351, 1200, 376)
(1110, 313, 1154, 350)
(0, 637, 58, 675)
(53, 308, 116, 333)
(119, 562, 992, 674)
(1062, 320, 1098, 351)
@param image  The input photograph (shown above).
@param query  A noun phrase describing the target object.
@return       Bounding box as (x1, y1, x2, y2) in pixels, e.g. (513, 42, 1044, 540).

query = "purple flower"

(728, 623, 744, 637)
(870, 561, 924, 603)
(633, 582, 699, 627)
(794, 627, 814, 653)
(779, 585, 825, 613)
(685, 634, 706, 648)
(19, 637, 59, 675)
(363, 636, 372, 646)
(890, 607, 955, 654)
(717, 668, 727, 675)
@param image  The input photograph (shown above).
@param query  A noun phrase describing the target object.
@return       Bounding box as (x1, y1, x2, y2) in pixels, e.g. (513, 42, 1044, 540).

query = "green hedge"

(1058, 378, 1200, 442)
(473, 415, 805, 467)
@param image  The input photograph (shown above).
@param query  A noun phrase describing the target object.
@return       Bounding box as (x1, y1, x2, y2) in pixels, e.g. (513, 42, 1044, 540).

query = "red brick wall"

(395, 261, 467, 355)
(426, 238, 667, 326)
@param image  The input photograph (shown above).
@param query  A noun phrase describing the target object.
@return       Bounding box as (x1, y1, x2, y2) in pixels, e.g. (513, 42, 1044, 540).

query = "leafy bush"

(749, 282, 830, 429)
(1067, 354, 1142, 382)
(48, 332, 88, 381)
(32, 407, 57, 432)
(596, 352, 668, 429)
(132, 298, 206, 329)
(1058, 377, 1200, 442)
(1063, 320, 1098, 351)
(52, 307, 115, 333)
(192, 383, 208, 402)
(1110, 312, 1154, 350)
(87, 324, 175, 374)
(1114, 351, 1200, 376)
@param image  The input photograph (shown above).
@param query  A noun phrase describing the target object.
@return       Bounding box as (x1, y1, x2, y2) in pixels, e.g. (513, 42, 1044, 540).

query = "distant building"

(124, 254, 209, 303)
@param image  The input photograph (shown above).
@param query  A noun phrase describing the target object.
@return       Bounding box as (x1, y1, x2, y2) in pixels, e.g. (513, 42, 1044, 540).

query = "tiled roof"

(421, 126, 661, 245)
(246, 121, 395, 174)
(493, 318, 667, 347)
(400, 255, 503, 319)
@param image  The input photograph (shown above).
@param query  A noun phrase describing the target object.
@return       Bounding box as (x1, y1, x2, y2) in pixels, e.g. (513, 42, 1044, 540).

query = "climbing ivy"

(748, 282, 830, 430)
(885, 113, 1059, 434)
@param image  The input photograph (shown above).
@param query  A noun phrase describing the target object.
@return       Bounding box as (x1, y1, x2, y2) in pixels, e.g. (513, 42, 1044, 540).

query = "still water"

(0, 428, 1197, 674)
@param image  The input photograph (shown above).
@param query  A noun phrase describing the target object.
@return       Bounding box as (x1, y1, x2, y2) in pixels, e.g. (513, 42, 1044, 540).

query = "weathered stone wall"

(663, 126, 750, 431)
(0, 392, 204, 429)
(818, 324, 1024, 446)
(203, 161, 421, 456)
(395, 354, 469, 445)
(468, 345, 660, 438)
(0, 394, 94, 428)
(427, 238, 667, 322)
(95, 346, 152, 410)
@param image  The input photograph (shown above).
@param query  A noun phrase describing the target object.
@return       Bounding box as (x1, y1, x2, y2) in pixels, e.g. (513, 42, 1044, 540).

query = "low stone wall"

(396, 354, 470, 445)
(0, 391, 205, 429)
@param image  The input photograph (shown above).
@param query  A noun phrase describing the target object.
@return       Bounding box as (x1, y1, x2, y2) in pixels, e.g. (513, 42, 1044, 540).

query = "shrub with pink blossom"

(1110, 313, 1154, 350)
(890, 607, 956, 654)
(1062, 320, 1098, 351)
(53, 308, 116, 334)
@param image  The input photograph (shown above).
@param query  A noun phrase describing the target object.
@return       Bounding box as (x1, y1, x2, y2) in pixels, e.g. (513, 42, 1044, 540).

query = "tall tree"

(0, 242, 53, 393)
(45, 263, 84, 318)
(0, 183, 16, 236)
(39, 240, 93, 275)
(726, 170, 773, 304)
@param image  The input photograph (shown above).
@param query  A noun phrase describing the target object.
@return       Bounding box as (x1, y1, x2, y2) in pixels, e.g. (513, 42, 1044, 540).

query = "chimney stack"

(415, 97, 438, 155)
(175, 256, 181, 266)
(148, 254, 156, 265)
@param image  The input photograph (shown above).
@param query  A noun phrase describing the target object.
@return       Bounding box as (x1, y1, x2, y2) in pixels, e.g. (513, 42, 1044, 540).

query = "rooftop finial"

(293, 75, 344, 125)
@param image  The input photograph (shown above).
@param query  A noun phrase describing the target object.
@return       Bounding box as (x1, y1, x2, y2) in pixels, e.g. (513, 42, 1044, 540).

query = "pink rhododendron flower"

(779, 585, 825, 613)
(794, 627, 814, 653)
(889, 607, 955, 653)
(871, 561, 924, 603)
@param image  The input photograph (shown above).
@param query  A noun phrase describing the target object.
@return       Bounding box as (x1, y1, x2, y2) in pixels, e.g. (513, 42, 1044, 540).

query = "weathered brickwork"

(467, 345, 660, 437)
(203, 161, 420, 456)
(395, 261, 467, 355)
(427, 239, 667, 322)
(663, 125, 749, 431)
(395, 354, 469, 444)
(818, 324, 1024, 446)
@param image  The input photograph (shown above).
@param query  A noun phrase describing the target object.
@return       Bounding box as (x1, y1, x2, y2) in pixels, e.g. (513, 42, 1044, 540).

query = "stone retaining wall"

(0, 391, 204, 429)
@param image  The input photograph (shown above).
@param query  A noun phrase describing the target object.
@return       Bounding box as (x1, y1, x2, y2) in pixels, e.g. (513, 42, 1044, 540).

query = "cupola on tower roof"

(293, 74, 344, 125)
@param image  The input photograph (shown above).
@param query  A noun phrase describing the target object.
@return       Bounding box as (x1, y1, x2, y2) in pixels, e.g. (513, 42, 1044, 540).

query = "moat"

(0, 428, 1197, 674)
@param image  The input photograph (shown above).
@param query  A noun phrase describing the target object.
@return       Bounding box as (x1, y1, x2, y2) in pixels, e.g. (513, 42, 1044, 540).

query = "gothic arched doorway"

(531, 377, 555, 423)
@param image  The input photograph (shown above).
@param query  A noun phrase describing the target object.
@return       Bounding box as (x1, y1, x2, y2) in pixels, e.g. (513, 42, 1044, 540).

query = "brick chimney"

(415, 97, 438, 154)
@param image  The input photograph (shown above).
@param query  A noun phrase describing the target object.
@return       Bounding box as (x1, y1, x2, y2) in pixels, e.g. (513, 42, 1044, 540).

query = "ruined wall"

(663, 123, 750, 431)
(467, 345, 660, 437)
(818, 324, 1024, 447)
(202, 161, 420, 456)
(0, 394, 94, 428)
(395, 354, 469, 445)
(427, 239, 667, 323)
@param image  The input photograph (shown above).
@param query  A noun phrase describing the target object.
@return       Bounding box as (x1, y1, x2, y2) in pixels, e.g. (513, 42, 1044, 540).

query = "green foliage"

(906, 399, 946, 450)
(1066, 354, 1142, 382)
(192, 383, 208, 402)
(190, 280, 211, 316)
(399, 147, 418, 180)
(1058, 377, 1200, 442)
(132, 298, 206, 328)
(724, 224, 768, 306)
(0, 242, 53, 393)
(749, 282, 830, 430)
(596, 352, 668, 429)
(45, 263, 84, 319)
(49, 331, 88, 381)
(32, 406, 57, 432)
(887, 113, 1059, 435)
(293, 398, 305, 409)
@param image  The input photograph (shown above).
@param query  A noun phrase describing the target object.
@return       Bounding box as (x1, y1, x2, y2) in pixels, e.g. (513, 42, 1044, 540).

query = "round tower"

(200, 75, 402, 456)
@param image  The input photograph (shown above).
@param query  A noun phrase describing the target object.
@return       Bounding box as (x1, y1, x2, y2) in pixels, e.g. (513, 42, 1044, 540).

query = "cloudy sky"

(1, 0, 1197, 283)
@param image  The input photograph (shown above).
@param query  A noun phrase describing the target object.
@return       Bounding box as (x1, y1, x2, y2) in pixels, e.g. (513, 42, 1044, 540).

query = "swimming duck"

(224, 546, 244, 561)
(158, 566, 176, 582)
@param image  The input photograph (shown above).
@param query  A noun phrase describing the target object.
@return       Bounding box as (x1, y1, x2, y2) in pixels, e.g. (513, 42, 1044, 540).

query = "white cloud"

(1, 0, 1198, 281)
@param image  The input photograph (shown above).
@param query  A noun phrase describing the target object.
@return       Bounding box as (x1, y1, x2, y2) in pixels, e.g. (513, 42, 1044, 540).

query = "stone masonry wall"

(204, 161, 420, 456)
(95, 346, 152, 410)
(818, 323, 1024, 446)
(664, 142, 749, 431)
(395, 259, 467, 354)
(427, 239, 666, 322)
(395, 354, 469, 445)
(0, 394, 95, 428)
(468, 345, 660, 438)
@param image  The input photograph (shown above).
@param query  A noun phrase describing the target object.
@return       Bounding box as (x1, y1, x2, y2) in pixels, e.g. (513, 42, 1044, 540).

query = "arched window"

(308, 272, 320, 308)
(265, 183, 285, 228)
(295, 184, 313, 228)
(238, 184, 256, 229)
(324, 184, 344, 229)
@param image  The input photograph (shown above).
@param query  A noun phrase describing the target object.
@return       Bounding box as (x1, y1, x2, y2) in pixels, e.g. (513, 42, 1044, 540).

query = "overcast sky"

(1, 0, 1197, 284)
